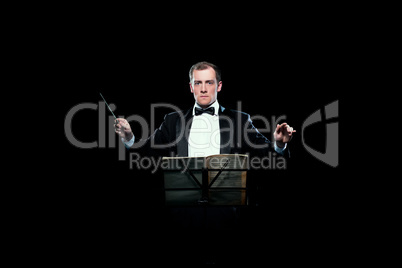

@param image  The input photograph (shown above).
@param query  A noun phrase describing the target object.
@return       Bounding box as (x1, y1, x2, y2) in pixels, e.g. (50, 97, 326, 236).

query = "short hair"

(189, 61, 221, 83)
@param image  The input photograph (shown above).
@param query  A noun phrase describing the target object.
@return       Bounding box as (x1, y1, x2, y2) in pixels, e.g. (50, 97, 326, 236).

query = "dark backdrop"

(59, 46, 349, 263)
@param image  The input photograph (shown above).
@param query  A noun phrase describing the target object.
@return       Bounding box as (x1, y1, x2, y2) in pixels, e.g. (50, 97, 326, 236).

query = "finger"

(118, 120, 129, 129)
(276, 124, 282, 134)
(289, 128, 294, 136)
(281, 126, 290, 137)
(115, 118, 126, 126)
(276, 123, 287, 133)
(121, 124, 128, 130)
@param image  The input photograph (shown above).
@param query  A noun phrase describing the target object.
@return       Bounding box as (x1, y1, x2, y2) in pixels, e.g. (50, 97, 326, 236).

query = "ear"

(189, 82, 194, 93)
(217, 81, 222, 92)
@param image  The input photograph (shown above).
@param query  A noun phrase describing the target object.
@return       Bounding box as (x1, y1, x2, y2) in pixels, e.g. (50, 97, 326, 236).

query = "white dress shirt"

(188, 100, 221, 157)
(123, 100, 286, 155)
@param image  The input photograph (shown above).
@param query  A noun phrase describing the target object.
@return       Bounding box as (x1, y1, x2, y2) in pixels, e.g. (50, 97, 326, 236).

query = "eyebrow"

(193, 80, 215, 83)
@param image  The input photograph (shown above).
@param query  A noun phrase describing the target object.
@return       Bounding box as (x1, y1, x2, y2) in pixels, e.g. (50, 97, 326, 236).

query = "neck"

(197, 100, 217, 109)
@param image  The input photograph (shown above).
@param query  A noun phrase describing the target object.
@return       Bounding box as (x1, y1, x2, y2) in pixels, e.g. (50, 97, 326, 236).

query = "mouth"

(200, 95, 209, 98)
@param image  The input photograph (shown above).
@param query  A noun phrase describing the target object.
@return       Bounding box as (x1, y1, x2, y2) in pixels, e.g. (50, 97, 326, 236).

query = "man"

(114, 61, 295, 157)
(114, 62, 296, 257)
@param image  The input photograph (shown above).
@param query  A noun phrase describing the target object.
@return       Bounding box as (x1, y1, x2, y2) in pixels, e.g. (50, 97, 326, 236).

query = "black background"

(57, 36, 351, 263)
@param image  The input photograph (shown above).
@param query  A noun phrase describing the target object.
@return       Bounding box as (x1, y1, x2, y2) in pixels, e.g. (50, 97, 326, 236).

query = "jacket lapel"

(219, 105, 233, 154)
(176, 108, 193, 156)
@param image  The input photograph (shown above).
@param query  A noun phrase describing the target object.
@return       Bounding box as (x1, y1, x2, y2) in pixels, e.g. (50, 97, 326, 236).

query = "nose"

(201, 83, 207, 93)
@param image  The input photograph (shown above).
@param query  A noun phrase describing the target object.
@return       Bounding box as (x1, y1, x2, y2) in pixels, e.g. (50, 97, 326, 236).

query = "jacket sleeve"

(131, 113, 177, 157)
(242, 113, 290, 158)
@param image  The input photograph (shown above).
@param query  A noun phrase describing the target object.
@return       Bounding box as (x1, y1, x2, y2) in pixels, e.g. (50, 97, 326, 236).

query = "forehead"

(193, 67, 216, 81)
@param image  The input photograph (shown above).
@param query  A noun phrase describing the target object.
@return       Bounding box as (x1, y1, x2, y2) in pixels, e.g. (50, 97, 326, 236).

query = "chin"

(198, 99, 211, 106)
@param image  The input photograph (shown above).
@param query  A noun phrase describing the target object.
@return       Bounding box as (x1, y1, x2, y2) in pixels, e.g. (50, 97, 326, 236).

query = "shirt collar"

(193, 100, 220, 116)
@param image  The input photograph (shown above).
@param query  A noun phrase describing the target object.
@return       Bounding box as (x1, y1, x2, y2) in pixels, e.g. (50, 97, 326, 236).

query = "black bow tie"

(195, 107, 215, 116)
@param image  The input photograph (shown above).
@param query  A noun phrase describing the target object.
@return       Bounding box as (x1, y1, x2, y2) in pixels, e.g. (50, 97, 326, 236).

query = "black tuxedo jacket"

(134, 105, 289, 158)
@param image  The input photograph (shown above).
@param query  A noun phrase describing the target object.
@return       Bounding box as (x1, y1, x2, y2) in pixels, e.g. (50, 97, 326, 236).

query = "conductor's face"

(190, 67, 222, 109)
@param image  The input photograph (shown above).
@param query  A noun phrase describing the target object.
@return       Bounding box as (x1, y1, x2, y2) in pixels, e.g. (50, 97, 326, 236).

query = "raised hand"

(274, 123, 296, 148)
(114, 118, 134, 142)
